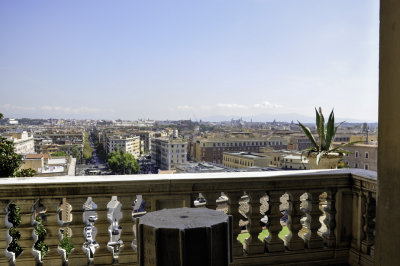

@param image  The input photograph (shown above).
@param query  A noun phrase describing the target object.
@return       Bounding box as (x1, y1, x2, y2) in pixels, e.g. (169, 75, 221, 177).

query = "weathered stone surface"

(138, 207, 232, 266)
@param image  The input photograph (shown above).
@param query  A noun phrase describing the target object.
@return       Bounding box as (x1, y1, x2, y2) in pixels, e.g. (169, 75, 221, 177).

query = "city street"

(76, 135, 110, 176)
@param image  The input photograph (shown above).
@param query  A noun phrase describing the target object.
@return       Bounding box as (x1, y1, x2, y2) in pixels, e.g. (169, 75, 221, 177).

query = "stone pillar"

(305, 191, 324, 249)
(137, 208, 232, 266)
(377, 1, 400, 265)
(324, 189, 337, 248)
(286, 191, 305, 251)
(265, 191, 284, 252)
(245, 191, 265, 254)
(226, 192, 244, 257)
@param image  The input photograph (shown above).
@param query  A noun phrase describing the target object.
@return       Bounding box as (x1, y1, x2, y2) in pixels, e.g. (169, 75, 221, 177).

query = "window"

(355, 151, 359, 158)
(364, 164, 369, 170)
(365, 152, 369, 159)
(355, 163, 358, 168)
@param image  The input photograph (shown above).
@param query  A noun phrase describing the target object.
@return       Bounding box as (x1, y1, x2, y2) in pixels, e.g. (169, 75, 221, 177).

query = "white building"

(151, 138, 188, 170)
(282, 154, 309, 170)
(106, 136, 140, 158)
(3, 131, 35, 154)
(8, 118, 18, 125)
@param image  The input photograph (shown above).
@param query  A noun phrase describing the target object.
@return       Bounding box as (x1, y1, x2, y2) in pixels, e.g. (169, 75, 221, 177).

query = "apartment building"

(3, 131, 35, 154)
(106, 135, 140, 158)
(132, 131, 153, 153)
(151, 138, 188, 170)
(282, 155, 309, 170)
(223, 152, 269, 169)
(343, 143, 378, 171)
(34, 131, 84, 160)
(193, 138, 270, 164)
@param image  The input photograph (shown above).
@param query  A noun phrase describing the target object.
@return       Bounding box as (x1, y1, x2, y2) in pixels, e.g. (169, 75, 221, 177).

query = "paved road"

(76, 135, 110, 176)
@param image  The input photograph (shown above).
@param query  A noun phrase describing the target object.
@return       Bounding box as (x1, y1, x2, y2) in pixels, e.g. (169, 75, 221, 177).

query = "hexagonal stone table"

(137, 207, 232, 266)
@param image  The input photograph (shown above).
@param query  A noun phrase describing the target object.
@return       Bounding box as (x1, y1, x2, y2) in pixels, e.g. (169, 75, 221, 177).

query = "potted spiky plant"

(298, 107, 353, 169)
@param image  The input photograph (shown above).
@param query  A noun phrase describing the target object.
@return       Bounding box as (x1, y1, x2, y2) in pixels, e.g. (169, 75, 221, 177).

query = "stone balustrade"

(0, 169, 376, 265)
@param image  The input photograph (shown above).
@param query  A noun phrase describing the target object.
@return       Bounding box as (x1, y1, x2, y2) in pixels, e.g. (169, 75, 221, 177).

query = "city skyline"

(0, 0, 379, 122)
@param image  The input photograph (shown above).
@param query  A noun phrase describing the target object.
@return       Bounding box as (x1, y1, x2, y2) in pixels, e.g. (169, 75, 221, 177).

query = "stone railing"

(0, 169, 376, 265)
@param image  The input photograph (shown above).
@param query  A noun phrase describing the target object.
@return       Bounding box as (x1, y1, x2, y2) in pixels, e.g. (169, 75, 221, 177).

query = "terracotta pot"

(307, 153, 341, 169)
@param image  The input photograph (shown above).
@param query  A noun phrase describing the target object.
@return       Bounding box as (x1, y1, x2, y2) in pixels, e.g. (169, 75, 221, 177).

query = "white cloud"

(171, 100, 285, 117)
(176, 105, 195, 111)
(216, 103, 248, 109)
(253, 101, 282, 109)
(0, 104, 36, 111)
(39, 105, 102, 114)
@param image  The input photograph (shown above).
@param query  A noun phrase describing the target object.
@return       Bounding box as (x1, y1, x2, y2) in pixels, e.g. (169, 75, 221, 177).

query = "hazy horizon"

(0, 1, 379, 122)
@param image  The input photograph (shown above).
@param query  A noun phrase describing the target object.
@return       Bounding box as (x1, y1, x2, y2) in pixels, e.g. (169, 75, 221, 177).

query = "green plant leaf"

(318, 107, 326, 150)
(298, 121, 318, 150)
(325, 110, 335, 150)
(316, 152, 325, 166)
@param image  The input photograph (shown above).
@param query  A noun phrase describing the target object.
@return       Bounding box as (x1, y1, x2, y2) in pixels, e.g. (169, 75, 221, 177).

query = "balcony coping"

(0, 169, 375, 186)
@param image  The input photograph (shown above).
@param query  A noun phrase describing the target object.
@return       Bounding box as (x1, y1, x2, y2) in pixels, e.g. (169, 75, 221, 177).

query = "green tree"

(0, 113, 3, 119)
(14, 168, 36, 177)
(71, 145, 81, 162)
(83, 132, 93, 163)
(107, 150, 140, 175)
(0, 136, 36, 177)
(0, 137, 22, 177)
(51, 151, 67, 157)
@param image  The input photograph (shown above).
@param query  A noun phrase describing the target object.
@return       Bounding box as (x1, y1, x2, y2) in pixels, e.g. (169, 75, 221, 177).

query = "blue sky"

(0, 0, 379, 122)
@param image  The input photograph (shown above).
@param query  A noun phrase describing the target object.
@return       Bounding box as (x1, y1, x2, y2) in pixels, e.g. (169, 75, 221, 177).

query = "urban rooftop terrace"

(0, 169, 376, 265)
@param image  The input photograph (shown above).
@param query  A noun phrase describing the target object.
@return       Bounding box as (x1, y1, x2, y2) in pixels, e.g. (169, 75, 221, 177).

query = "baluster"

(286, 191, 305, 250)
(324, 189, 337, 248)
(370, 192, 376, 258)
(305, 191, 324, 249)
(204, 192, 218, 210)
(226, 192, 244, 257)
(361, 191, 376, 255)
(245, 191, 265, 254)
(265, 191, 284, 252)
(112, 195, 133, 265)
(57, 198, 74, 265)
(93, 196, 115, 263)
(106, 196, 123, 263)
(351, 190, 362, 250)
